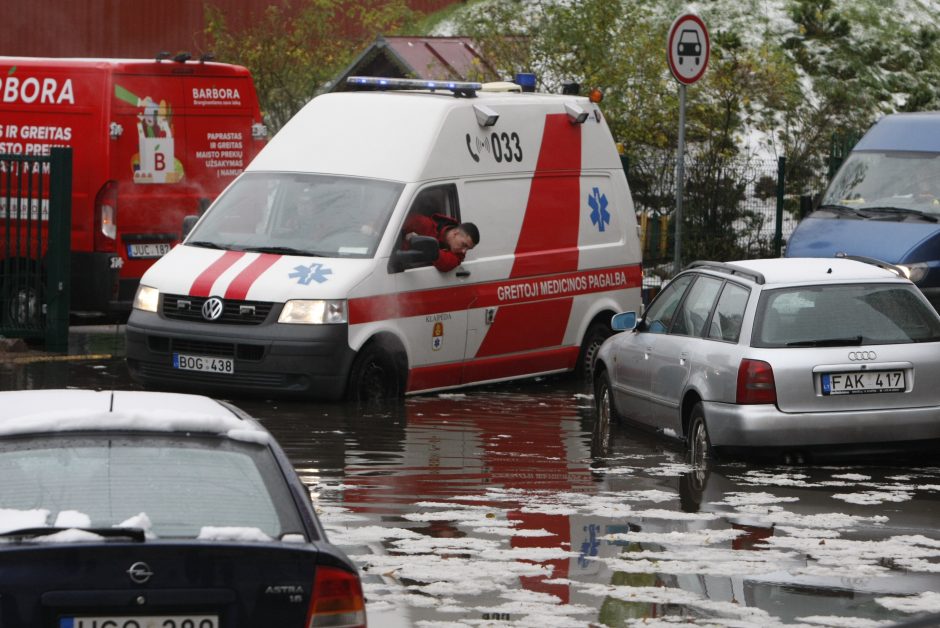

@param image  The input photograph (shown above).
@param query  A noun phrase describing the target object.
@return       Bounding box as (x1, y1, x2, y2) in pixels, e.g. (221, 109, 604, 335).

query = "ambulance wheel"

(347, 342, 404, 405)
(577, 320, 613, 382)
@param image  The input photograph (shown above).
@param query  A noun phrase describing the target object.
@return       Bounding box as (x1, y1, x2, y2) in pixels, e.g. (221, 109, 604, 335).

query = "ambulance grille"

(162, 294, 274, 325)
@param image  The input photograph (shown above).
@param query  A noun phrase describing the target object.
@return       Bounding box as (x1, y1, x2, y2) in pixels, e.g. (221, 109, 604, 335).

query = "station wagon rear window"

(753, 283, 940, 347)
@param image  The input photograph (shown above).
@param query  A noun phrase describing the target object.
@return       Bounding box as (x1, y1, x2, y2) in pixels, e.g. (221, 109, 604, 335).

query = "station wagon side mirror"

(611, 311, 637, 331)
(388, 235, 440, 273)
(181, 214, 200, 239)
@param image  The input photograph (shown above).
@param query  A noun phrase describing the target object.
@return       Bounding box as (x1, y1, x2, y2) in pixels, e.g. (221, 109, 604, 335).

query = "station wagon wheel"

(592, 370, 617, 455)
(346, 343, 403, 407)
(578, 321, 613, 382)
(687, 402, 713, 466)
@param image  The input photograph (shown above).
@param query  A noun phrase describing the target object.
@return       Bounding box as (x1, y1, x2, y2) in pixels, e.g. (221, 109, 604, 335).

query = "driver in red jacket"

(402, 213, 480, 272)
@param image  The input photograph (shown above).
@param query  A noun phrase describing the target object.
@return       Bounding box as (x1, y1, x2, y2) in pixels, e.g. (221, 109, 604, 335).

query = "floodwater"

(2, 328, 939, 627)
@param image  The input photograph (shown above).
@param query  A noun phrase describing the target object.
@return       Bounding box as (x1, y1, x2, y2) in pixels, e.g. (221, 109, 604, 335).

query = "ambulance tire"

(577, 320, 613, 382)
(346, 342, 405, 406)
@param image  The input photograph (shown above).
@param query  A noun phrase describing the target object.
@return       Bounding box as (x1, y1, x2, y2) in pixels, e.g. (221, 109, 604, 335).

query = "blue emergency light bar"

(346, 76, 482, 97)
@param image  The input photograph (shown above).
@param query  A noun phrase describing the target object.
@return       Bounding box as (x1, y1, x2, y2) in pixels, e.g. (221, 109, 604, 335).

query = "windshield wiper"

(786, 336, 863, 347)
(817, 204, 872, 219)
(856, 206, 939, 223)
(0, 526, 146, 542)
(239, 245, 335, 257)
(186, 240, 226, 250)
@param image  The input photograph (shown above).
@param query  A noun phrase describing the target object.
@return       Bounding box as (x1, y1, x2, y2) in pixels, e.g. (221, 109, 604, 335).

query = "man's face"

(445, 228, 475, 255)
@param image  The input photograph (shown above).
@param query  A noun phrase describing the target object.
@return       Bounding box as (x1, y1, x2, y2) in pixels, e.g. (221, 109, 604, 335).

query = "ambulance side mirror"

(388, 235, 440, 273)
(181, 215, 200, 239)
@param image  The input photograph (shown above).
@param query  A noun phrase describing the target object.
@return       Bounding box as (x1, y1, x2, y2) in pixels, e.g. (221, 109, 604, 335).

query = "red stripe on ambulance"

(189, 251, 245, 297)
(224, 253, 281, 300)
(477, 114, 583, 358)
(347, 264, 641, 325)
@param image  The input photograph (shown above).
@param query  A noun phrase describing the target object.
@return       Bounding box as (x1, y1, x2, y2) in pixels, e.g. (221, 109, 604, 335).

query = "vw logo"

(127, 561, 154, 584)
(202, 296, 224, 321)
(848, 351, 876, 361)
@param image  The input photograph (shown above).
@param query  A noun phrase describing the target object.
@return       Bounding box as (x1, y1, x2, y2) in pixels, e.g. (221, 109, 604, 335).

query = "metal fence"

(625, 154, 827, 301)
(0, 148, 72, 351)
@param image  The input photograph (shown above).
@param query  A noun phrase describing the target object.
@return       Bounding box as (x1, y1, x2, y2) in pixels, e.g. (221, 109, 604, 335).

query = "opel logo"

(202, 296, 224, 321)
(848, 351, 877, 361)
(127, 561, 154, 584)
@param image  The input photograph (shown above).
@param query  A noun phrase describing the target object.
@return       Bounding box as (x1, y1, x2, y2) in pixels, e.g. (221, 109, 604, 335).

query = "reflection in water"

(5, 348, 940, 627)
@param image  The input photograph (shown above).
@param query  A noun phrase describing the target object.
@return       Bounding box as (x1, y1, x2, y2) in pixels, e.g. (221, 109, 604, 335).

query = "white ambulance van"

(125, 77, 642, 400)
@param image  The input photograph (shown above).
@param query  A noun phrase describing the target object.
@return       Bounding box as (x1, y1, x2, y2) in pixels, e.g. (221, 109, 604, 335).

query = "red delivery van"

(0, 56, 267, 316)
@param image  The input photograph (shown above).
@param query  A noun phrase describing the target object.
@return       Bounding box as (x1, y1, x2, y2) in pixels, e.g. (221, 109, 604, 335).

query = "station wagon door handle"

(679, 351, 689, 364)
(456, 268, 471, 278)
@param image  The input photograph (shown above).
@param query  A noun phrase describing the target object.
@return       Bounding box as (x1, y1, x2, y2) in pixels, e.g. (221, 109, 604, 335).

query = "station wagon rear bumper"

(703, 400, 940, 448)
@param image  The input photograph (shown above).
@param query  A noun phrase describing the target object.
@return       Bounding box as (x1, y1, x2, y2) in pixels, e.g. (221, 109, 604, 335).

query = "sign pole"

(675, 83, 686, 275)
(666, 11, 709, 276)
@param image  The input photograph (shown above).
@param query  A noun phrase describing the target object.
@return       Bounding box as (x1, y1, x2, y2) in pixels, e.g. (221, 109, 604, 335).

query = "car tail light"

(736, 359, 777, 404)
(306, 565, 367, 628)
(94, 180, 118, 252)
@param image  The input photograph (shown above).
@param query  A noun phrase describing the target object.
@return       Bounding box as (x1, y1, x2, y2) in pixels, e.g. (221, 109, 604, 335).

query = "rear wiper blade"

(786, 336, 863, 347)
(0, 526, 146, 542)
(858, 206, 939, 223)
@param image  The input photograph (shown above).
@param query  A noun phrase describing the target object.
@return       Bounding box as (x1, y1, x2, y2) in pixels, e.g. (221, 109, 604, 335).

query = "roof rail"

(686, 260, 766, 285)
(346, 76, 481, 97)
(833, 252, 905, 277)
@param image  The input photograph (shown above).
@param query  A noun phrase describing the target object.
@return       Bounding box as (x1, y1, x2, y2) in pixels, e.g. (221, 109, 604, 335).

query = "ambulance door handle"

(456, 268, 471, 278)
(485, 307, 497, 325)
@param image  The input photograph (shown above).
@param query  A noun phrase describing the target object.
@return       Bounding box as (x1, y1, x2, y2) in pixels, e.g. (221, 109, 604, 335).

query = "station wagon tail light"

(736, 359, 777, 404)
(279, 299, 347, 324)
(94, 180, 118, 252)
(307, 565, 366, 628)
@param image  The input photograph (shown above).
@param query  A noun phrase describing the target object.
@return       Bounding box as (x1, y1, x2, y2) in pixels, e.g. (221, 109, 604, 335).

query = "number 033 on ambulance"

(126, 77, 643, 401)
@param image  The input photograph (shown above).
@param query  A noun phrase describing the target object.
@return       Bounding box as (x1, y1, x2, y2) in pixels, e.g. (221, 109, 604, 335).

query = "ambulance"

(0, 56, 267, 316)
(125, 76, 643, 400)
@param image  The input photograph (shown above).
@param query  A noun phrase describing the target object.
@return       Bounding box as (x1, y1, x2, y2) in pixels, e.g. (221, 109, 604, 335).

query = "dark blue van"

(786, 112, 940, 311)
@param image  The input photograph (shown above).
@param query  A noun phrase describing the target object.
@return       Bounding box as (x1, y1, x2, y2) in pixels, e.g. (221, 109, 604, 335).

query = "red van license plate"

(127, 243, 172, 258)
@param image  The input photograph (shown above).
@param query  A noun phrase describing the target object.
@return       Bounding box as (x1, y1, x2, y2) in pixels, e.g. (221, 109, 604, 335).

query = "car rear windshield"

(754, 283, 940, 348)
(0, 434, 306, 541)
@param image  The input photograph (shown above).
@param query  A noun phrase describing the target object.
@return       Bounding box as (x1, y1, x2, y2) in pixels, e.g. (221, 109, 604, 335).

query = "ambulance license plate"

(821, 370, 904, 395)
(60, 615, 218, 628)
(127, 242, 172, 258)
(173, 353, 234, 374)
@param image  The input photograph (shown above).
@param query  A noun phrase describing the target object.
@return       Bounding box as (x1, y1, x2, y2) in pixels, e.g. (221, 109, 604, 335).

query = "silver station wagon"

(593, 256, 940, 462)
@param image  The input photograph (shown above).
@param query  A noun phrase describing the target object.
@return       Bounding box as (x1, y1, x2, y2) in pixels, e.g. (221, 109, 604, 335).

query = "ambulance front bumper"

(125, 310, 356, 400)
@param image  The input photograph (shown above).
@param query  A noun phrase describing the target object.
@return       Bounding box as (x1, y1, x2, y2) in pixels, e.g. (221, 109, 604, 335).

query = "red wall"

(2, 0, 462, 59)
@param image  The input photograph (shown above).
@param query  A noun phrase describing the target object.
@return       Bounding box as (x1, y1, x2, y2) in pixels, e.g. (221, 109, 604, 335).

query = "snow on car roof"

(726, 257, 901, 285)
(0, 389, 268, 443)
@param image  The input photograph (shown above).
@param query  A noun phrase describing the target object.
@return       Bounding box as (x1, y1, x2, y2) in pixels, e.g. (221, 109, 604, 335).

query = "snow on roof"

(0, 389, 267, 443)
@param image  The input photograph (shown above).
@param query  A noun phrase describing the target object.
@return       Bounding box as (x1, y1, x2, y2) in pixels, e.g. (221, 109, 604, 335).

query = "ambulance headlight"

(279, 299, 347, 324)
(133, 285, 160, 312)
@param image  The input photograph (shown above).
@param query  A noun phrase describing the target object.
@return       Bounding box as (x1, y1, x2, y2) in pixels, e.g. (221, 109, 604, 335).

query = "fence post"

(775, 156, 786, 257)
(45, 147, 72, 352)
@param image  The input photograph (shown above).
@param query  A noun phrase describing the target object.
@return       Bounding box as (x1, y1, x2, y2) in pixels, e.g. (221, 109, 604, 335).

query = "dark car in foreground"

(0, 389, 365, 628)
(594, 256, 940, 463)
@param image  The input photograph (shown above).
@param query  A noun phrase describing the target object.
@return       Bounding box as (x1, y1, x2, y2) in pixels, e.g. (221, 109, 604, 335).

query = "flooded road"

(2, 329, 940, 627)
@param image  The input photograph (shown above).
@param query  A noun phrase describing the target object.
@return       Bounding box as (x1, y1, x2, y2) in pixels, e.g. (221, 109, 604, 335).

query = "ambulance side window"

(399, 184, 460, 267)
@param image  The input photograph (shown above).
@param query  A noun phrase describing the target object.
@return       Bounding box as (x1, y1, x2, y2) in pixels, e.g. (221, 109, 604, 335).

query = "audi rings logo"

(127, 561, 154, 584)
(848, 351, 877, 361)
(202, 297, 224, 321)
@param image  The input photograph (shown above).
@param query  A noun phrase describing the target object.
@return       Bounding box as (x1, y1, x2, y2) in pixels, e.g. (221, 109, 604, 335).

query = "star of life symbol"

(289, 262, 332, 285)
(578, 523, 601, 568)
(588, 187, 610, 232)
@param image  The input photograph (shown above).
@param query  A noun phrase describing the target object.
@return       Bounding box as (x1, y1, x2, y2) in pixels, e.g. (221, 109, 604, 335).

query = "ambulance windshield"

(186, 173, 404, 258)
